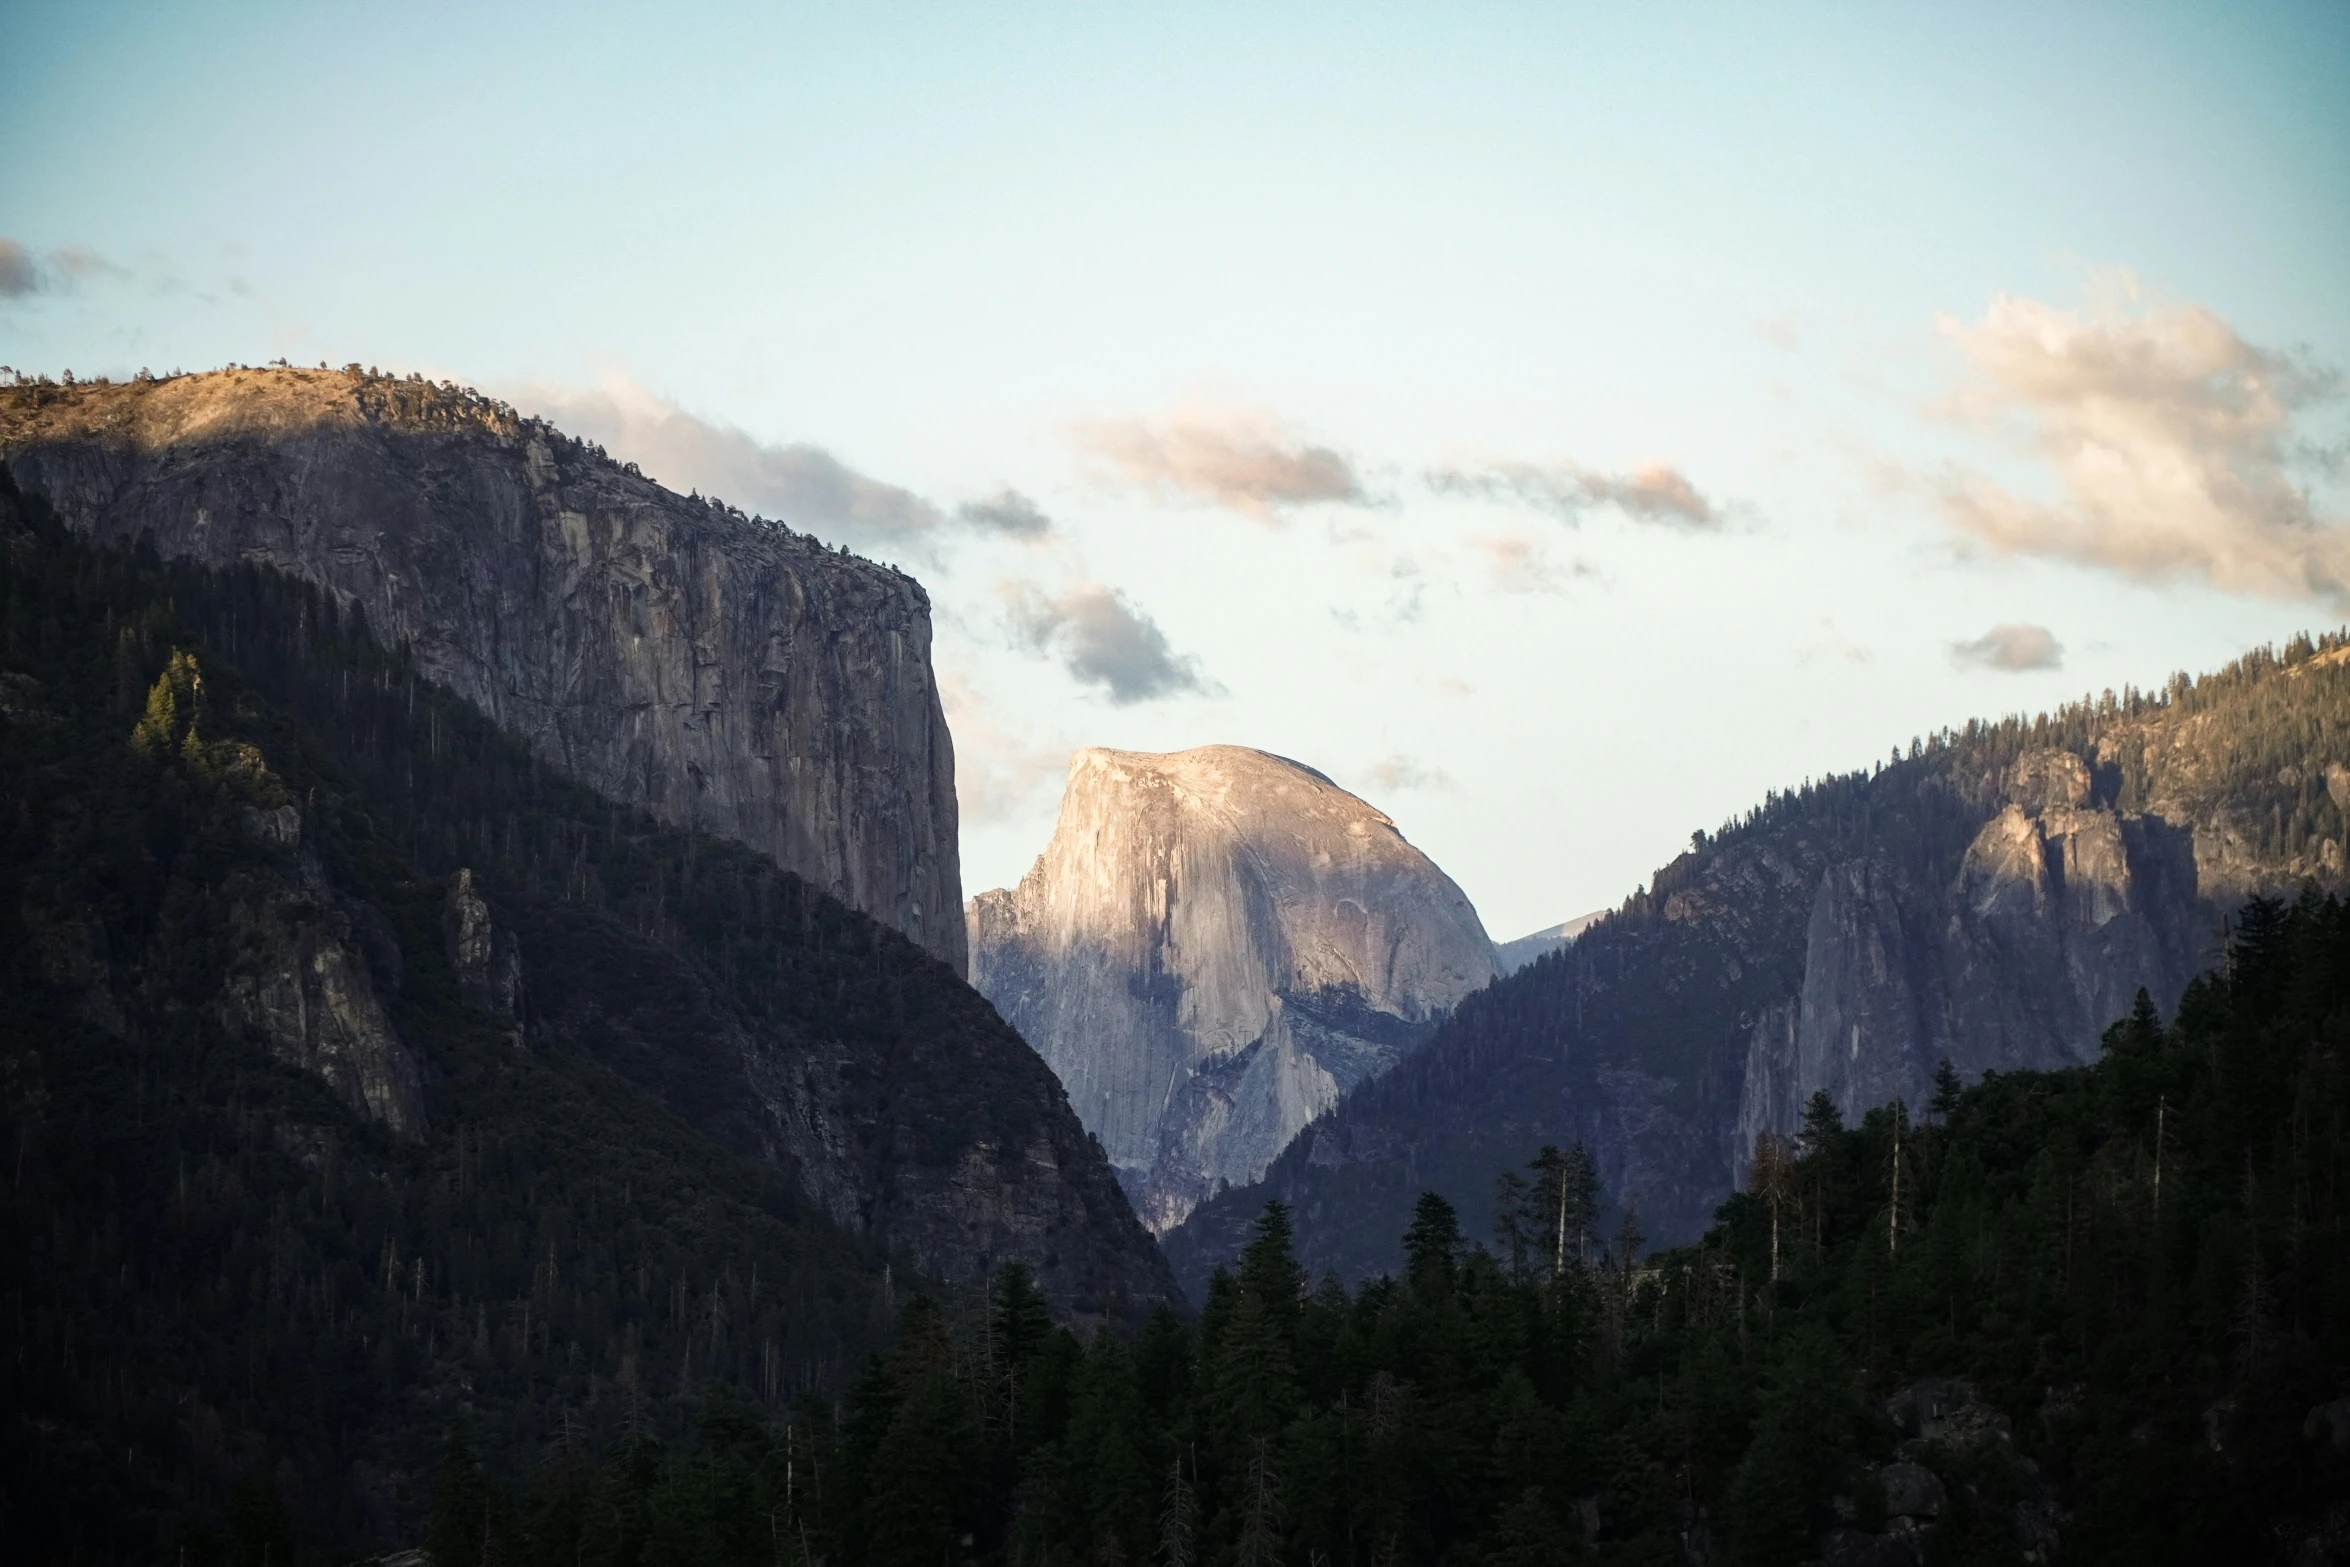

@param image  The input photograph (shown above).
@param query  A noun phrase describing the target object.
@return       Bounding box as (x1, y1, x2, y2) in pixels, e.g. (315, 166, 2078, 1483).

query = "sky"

(5, 0, 2348, 940)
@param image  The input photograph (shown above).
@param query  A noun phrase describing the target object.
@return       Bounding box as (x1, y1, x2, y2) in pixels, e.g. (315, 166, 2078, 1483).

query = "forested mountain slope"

(0, 367, 966, 970)
(0, 466, 1170, 1563)
(1169, 635, 2350, 1290)
(417, 892, 2349, 1567)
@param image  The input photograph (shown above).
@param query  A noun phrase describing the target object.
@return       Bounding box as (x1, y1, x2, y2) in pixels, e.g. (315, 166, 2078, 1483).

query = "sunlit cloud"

(1429, 459, 1721, 529)
(1070, 404, 1366, 520)
(1001, 579, 1217, 703)
(1930, 270, 2346, 601)
(1949, 623, 2063, 672)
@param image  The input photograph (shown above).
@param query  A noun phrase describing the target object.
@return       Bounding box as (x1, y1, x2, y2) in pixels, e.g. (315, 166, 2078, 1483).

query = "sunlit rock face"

(0, 368, 965, 971)
(968, 745, 1498, 1230)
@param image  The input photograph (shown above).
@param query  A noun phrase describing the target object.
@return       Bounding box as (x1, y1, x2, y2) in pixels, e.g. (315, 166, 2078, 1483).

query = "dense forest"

(0, 463, 1132, 1563)
(427, 893, 2349, 1565)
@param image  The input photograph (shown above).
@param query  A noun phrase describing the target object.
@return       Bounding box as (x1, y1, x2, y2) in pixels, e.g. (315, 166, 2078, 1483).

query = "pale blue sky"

(6, 1, 2348, 937)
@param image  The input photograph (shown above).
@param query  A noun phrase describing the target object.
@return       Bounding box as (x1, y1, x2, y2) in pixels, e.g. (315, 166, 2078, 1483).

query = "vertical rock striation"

(969, 745, 1498, 1231)
(0, 368, 965, 971)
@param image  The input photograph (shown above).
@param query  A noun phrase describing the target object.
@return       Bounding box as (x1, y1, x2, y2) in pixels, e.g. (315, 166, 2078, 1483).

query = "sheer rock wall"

(0, 369, 965, 971)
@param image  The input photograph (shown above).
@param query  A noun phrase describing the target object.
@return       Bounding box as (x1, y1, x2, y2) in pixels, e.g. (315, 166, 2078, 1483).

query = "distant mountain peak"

(970, 743, 1497, 1231)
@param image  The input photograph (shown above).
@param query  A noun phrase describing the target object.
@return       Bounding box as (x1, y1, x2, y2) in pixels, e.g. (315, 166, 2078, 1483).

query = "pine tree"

(1403, 1190, 1462, 1284)
(1928, 1058, 1963, 1124)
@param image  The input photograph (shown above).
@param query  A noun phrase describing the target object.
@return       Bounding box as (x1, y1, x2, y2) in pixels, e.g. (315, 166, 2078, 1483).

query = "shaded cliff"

(1166, 638, 2350, 1292)
(0, 367, 964, 971)
(969, 745, 1497, 1231)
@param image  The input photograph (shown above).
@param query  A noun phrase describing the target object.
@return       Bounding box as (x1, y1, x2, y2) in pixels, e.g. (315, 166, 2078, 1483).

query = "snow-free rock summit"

(968, 745, 1498, 1230)
(0, 367, 966, 971)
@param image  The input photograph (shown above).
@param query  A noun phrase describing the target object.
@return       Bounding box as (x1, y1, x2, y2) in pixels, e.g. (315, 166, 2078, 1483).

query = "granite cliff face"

(0, 369, 964, 971)
(969, 745, 1498, 1231)
(1, 414, 1172, 1320)
(1167, 645, 2350, 1291)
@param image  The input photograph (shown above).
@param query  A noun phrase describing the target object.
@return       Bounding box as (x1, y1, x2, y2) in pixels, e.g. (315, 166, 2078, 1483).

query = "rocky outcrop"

(221, 867, 428, 1136)
(444, 868, 523, 1034)
(0, 369, 964, 971)
(215, 786, 429, 1136)
(969, 746, 1497, 1231)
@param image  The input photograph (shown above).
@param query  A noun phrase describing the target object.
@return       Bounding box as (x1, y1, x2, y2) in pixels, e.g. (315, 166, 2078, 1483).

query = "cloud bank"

(1002, 580, 1214, 704)
(1949, 622, 2064, 672)
(1428, 460, 1720, 529)
(513, 376, 952, 552)
(1071, 406, 1365, 520)
(1932, 272, 2346, 601)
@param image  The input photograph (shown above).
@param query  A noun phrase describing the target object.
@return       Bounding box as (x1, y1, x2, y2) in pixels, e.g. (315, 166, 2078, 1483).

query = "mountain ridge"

(1166, 634, 2350, 1292)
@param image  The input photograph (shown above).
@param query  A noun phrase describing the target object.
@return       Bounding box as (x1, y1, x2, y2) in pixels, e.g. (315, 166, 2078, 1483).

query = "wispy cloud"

(1466, 534, 1593, 594)
(956, 488, 1057, 541)
(1929, 269, 2346, 601)
(1429, 460, 1721, 529)
(0, 237, 127, 298)
(0, 240, 38, 297)
(1002, 580, 1216, 703)
(1949, 622, 2063, 672)
(1070, 405, 1365, 520)
(1363, 755, 1454, 794)
(1795, 616, 1872, 667)
(511, 375, 950, 553)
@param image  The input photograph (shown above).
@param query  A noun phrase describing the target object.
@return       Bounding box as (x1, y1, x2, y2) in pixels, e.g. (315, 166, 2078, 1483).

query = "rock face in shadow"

(1728, 750, 2211, 1162)
(0, 369, 965, 971)
(969, 746, 1498, 1231)
(1166, 648, 2350, 1291)
(219, 842, 429, 1137)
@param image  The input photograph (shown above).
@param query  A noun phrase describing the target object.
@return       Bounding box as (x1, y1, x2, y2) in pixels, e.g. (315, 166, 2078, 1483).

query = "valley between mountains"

(2, 368, 2344, 1565)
